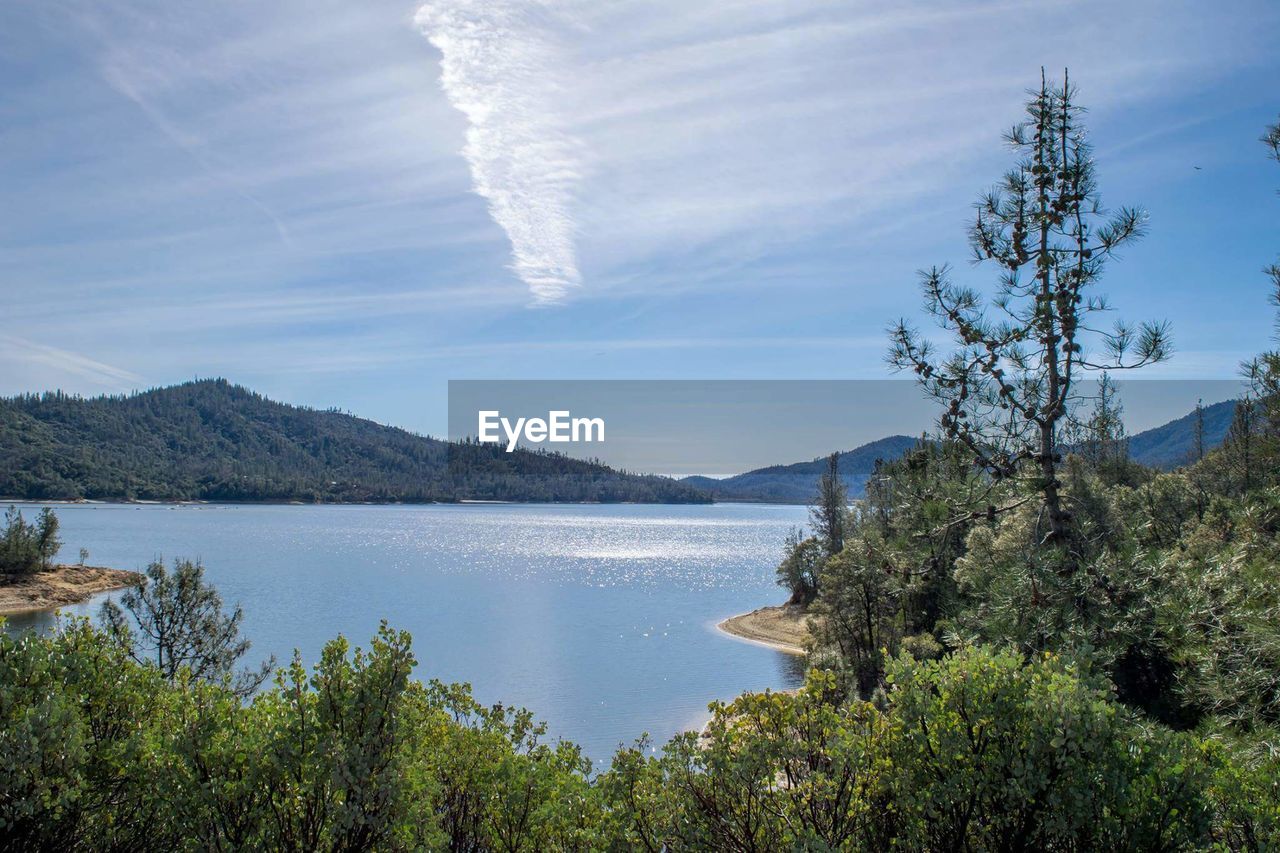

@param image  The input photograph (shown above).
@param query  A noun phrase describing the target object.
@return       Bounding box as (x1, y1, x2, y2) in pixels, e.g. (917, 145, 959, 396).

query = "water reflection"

(776, 648, 809, 685)
(4, 606, 63, 635)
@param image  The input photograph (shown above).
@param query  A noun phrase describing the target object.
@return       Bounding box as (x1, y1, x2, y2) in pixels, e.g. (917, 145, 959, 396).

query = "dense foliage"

(763, 98, 1280, 847)
(2, 620, 1276, 851)
(0, 379, 706, 504)
(0, 505, 60, 574)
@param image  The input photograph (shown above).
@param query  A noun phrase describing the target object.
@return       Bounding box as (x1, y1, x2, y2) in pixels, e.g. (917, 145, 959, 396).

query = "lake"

(4, 502, 808, 766)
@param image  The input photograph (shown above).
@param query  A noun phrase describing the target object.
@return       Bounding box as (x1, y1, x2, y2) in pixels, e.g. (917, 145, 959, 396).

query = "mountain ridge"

(1, 380, 1241, 505)
(681, 435, 919, 503)
(0, 379, 707, 504)
(682, 399, 1239, 503)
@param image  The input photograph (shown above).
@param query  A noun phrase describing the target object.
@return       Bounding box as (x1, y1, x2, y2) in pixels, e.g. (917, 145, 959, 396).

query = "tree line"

(0, 380, 706, 504)
(0, 505, 61, 574)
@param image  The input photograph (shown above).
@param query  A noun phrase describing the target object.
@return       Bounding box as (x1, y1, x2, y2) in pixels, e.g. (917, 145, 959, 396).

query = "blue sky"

(2, 0, 1278, 437)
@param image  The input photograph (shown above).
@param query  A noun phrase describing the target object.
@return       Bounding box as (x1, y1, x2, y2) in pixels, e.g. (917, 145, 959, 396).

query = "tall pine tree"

(889, 70, 1170, 554)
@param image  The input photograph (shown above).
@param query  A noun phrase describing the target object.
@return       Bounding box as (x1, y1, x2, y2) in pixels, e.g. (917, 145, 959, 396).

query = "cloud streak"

(416, 0, 583, 303)
(0, 335, 142, 390)
(4, 0, 1279, 410)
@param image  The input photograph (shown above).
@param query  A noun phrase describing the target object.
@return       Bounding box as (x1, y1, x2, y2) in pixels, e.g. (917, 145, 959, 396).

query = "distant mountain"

(0, 380, 707, 504)
(682, 399, 1240, 504)
(1, 380, 1238, 505)
(1126, 399, 1237, 470)
(681, 435, 920, 503)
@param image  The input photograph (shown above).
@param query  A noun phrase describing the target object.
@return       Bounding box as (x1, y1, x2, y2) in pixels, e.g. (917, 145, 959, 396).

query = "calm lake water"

(5, 502, 808, 766)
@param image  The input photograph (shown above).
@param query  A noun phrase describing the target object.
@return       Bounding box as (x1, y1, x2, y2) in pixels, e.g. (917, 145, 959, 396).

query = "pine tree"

(35, 507, 60, 571)
(1223, 398, 1256, 496)
(1076, 373, 1129, 480)
(810, 452, 848, 557)
(1243, 116, 1280, 441)
(1193, 399, 1206, 463)
(889, 70, 1170, 551)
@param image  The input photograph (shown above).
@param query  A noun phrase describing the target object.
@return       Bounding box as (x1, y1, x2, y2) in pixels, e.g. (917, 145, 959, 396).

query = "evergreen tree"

(35, 507, 60, 570)
(0, 505, 59, 574)
(889, 70, 1170, 551)
(1073, 373, 1135, 485)
(100, 558, 273, 697)
(810, 452, 848, 558)
(1193, 398, 1206, 463)
(1222, 398, 1257, 496)
(775, 528, 823, 606)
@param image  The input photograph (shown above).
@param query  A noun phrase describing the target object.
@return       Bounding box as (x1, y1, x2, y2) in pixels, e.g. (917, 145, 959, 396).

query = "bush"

(0, 620, 606, 851)
(1155, 489, 1280, 731)
(1, 621, 1274, 850)
(0, 505, 60, 574)
(886, 647, 1213, 849)
(775, 529, 824, 606)
(597, 647, 1260, 850)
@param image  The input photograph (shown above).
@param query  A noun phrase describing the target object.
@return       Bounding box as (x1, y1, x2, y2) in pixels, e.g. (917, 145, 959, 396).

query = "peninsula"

(0, 564, 142, 616)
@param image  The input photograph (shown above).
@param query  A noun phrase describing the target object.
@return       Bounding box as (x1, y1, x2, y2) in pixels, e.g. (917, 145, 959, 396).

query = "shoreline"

(0, 498, 730, 507)
(717, 604, 814, 656)
(0, 497, 807, 508)
(0, 565, 143, 616)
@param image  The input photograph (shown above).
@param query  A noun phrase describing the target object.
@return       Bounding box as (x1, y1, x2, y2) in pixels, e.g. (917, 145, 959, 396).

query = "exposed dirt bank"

(717, 604, 815, 656)
(0, 565, 142, 615)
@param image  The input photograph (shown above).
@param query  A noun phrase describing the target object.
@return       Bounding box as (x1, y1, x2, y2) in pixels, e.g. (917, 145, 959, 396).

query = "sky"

(2, 0, 1278, 438)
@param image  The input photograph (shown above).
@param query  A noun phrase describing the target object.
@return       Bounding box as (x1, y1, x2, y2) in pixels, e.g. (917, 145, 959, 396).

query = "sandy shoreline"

(717, 604, 814, 656)
(0, 565, 143, 616)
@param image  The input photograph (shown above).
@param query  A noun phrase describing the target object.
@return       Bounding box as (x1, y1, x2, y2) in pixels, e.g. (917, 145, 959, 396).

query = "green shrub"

(2, 622, 1274, 850)
(0, 505, 60, 574)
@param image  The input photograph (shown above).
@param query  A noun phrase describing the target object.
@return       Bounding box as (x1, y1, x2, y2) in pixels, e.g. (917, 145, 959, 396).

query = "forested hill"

(682, 435, 920, 502)
(683, 400, 1239, 503)
(0, 380, 708, 504)
(1125, 399, 1237, 469)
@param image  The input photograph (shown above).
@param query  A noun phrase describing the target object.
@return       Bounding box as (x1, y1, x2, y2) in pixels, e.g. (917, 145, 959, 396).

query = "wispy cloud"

(416, 0, 584, 303)
(0, 334, 142, 390)
(3, 0, 1278, 413)
(98, 61, 296, 247)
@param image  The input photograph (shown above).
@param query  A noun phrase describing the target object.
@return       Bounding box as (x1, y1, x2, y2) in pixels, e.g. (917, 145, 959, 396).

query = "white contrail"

(0, 334, 142, 389)
(416, 0, 583, 303)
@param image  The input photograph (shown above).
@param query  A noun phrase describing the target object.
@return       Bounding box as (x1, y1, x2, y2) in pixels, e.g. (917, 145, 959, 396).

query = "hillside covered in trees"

(682, 435, 919, 501)
(0, 379, 707, 504)
(686, 400, 1236, 503)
